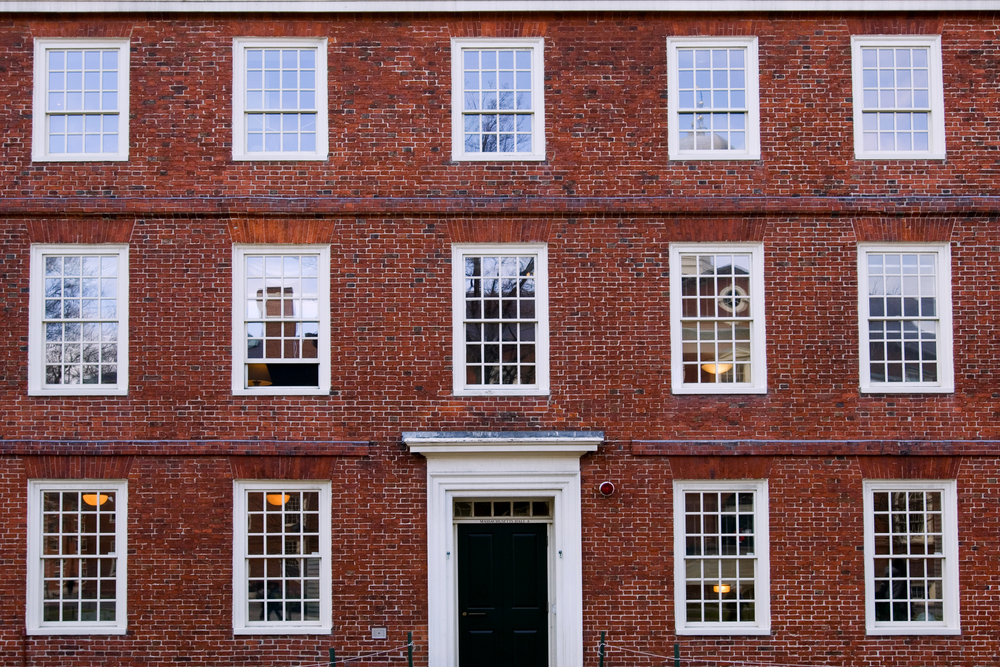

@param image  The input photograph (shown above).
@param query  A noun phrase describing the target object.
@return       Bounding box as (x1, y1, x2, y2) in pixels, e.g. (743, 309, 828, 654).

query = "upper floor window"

(452, 244, 549, 396)
(863, 480, 959, 635)
(231, 245, 331, 395)
(674, 480, 770, 636)
(670, 244, 766, 394)
(451, 38, 545, 161)
(233, 480, 332, 634)
(26, 480, 128, 635)
(32, 39, 129, 161)
(232, 38, 328, 161)
(851, 36, 946, 159)
(667, 37, 760, 160)
(28, 245, 129, 396)
(858, 244, 953, 393)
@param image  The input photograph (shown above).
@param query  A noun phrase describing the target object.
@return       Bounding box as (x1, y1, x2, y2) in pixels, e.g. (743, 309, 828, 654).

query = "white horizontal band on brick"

(0, 1, 994, 13)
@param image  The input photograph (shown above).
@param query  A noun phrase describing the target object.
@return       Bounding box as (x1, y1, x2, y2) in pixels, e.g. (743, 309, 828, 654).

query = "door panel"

(458, 523, 549, 667)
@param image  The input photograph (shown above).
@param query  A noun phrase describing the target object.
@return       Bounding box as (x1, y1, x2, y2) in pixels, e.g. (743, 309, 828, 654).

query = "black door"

(458, 523, 549, 667)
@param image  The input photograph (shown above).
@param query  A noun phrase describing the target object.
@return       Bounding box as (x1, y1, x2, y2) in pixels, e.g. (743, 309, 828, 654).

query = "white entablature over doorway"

(403, 430, 603, 667)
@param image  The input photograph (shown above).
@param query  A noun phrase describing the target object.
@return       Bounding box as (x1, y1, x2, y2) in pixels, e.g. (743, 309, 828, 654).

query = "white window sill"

(867, 625, 960, 636)
(453, 153, 546, 162)
(30, 387, 128, 397)
(676, 625, 770, 636)
(27, 626, 127, 635)
(233, 388, 329, 396)
(668, 151, 761, 161)
(855, 151, 946, 161)
(455, 387, 549, 397)
(673, 385, 767, 395)
(234, 626, 332, 635)
(33, 154, 129, 162)
(232, 152, 328, 161)
(860, 384, 954, 394)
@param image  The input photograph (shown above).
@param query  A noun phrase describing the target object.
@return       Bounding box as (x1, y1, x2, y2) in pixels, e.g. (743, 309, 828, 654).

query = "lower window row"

(26, 478, 959, 636)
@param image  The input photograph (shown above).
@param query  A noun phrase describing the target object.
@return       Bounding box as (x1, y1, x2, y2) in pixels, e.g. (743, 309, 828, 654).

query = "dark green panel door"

(458, 523, 549, 667)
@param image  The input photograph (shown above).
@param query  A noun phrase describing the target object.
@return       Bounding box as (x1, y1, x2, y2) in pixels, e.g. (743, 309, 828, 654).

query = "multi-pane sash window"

(852, 36, 945, 159)
(233, 481, 331, 634)
(863, 481, 959, 635)
(452, 38, 545, 161)
(858, 245, 953, 393)
(674, 481, 770, 635)
(452, 244, 549, 396)
(233, 39, 328, 160)
(232, 246, 331, 395)
(27, 481, 127, 635)
(668, 38, 760, 160)
(670, 244, 766, 394)
(33, 39, 129, 161)
(29, 245, 128, 396)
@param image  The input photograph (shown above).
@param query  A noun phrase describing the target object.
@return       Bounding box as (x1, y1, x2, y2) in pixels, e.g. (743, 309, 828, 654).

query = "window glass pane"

(462, 46, 534, 154)
(45, 47, 120, 155)
(462, 253, 538, 386)
(39, 488, 119, 624)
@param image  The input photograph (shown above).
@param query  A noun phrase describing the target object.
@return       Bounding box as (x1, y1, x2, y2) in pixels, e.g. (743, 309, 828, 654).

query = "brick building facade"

(1, 2, 999, 666)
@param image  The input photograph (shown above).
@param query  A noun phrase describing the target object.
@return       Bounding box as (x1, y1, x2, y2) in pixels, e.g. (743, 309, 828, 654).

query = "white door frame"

(404, 431, 602, 667)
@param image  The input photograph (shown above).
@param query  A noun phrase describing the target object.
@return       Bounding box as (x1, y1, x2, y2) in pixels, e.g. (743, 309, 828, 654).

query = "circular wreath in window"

(718, 284, 749, 313)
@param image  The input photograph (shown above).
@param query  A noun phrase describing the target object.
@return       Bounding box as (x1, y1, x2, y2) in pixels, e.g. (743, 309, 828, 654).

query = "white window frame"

(231, 245, 331, 396)
(851, 35, 946, 160)
(669, 243, 766, 394)
(28, 244, 129, 396)
(673, 480, 770, 636)
(26, 479, 128, 635)
(857, 243, 953, 394)
(863, 480, 960, 635)
(232, 37, 329, 161)
(451, 243, 549, 396)
(32, 38, 130, 162)
(667, 37, 761, 161)
(451, 38, 546, 162)
(233, 480, 332, 635)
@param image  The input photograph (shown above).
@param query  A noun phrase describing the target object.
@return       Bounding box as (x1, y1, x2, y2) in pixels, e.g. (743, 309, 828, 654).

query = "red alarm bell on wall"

(599, 481, 615, 496)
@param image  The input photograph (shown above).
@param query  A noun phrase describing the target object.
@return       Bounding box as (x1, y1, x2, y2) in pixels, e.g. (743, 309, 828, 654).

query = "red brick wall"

(1, 9, 999, 667)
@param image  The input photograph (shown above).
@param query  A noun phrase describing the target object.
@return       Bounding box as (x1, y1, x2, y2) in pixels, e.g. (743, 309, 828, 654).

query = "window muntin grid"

(676, 48, 747, 152)
(453, 499, 551, 519)
(683, 490, 758, 625)
(42, 254, 120, 387)
(45, 49, 120, 155)
(463, 254, 537, 386)
(860, 47, 931, 152)
(40, 490, 119, 624)
(244, 490, 322, 624)
(866, 252, 939, 384)
(872, 490, 945, 623)
(243, 48, 317, 153)
(679, 252, 753, 385)
(243, 253, 320, 384)
(462, 49, 534, 154)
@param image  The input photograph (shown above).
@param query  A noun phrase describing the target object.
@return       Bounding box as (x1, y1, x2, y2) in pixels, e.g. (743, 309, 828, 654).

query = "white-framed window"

(451, 38, 545, 161)
(233, 480, 332, 634)
(863, 480, 960, 635)
(669, 243, 766, 394)
(667, 37, 760, 161)
(851, 35, 946, 159)
(232, 38, 328, 161)
(28, 245, 129, 396)
(858, 243, 953, 393)
(232, 245, 331, 395)
(32, 38, 129, 161)
(673, 480, 770, 636)
(26, 480, 128, 635)
(452, 243, 549, 396)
